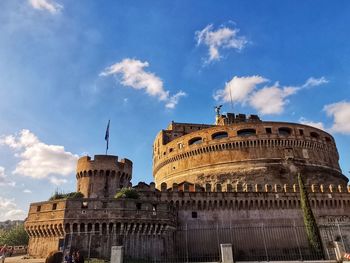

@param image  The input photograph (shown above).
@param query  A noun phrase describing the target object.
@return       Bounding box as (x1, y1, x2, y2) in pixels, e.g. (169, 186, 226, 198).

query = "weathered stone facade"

(76, 155, 132, 198)
(153, 113, 347, 188)
(25, 113, 350, 260)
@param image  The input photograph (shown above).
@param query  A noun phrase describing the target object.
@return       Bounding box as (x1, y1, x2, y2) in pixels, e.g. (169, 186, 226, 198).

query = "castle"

(25, 112, 350, 262)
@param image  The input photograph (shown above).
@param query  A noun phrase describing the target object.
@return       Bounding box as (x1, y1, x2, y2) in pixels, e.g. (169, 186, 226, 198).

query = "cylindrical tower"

(76, 155, 132, 198)
(153, 113, 348, 189)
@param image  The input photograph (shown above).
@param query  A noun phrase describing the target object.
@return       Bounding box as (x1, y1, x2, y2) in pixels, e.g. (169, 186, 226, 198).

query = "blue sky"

(0, 0, 350, 220)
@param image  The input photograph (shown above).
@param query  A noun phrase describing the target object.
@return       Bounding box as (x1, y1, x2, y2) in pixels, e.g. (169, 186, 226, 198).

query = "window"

(52, 203, 57, 210)
(299, 129, 304, 136)
(178, 143, 183, 149)
(265, 128, 272, 134)
(325, 137, 331, 142)
(36, 206, 41, 212)
(82, 202, 88, 209)
(212, 131, 228, 140)
(136, 203, 142, 210)
(169, 148, 173, 153)
(310, 132, 320, 139)
(237, 129, 256, 137)
(189, 137, 203, 145)
(192, 211, 198, 218)
(278, 127, 292, 136)
(102, 202, 107, 208)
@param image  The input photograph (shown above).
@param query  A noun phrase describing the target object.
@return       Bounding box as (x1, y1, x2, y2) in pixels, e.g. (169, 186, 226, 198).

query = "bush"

(49, 191, 84, 201)
(114, 188, 139, 199)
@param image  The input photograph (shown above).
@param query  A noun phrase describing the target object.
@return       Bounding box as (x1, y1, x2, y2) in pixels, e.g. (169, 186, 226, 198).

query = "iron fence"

(63, 223, 350, 262)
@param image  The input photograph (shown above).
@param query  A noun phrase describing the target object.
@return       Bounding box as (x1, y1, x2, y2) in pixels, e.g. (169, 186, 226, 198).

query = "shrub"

(49, 191, 84, 201)
(114, 188, 139, 199)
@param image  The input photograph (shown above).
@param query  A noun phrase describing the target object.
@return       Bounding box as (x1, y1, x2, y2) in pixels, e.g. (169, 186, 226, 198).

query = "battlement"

(77, 155, 132, 172)
(152, 182, 350, 194)
(216, 112, 262, 126)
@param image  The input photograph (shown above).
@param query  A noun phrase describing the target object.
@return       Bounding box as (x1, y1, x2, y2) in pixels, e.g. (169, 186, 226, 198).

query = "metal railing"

(63, 223, 350, 262)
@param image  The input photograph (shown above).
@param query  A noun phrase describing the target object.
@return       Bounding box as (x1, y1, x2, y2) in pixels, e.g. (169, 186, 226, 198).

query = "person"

(8, 247, 13, 257)
(0, 245, 7, 263)
(64, 251, 73, 263)
(73, 250, 84, 263)
(45, 251, 63, 263)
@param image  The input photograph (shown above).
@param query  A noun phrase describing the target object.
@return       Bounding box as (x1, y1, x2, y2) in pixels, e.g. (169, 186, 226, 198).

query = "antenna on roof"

(229, 87, 234, 111)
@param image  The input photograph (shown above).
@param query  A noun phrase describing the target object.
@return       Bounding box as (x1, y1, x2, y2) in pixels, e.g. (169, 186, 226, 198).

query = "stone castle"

(25, 111, 350, 261)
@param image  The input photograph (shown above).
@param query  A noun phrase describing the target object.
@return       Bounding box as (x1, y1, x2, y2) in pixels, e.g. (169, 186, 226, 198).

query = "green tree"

(298, 173, 324, 258)
(0, 224, 29, 246)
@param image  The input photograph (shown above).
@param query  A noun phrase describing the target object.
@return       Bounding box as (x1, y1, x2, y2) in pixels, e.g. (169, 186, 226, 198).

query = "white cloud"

(23, 189, 32, 193)
(49, 176, 68, 185)
(0, 130, 78, 182)
(195, 24, 248, 62)
(28, 0, 63, 14)
(214, 76, 328, 115)
(0, 166, 16, 187)
(214, 76, 268, 103)
(100, 58, 186, 109)
(302, 76, 329, 88)
(324, 101, 350, 134)
(0, 197, 25, 221)
(299, 117, 325, 130)
(249, 84, 299, 115)
(165, 91, 187, 109)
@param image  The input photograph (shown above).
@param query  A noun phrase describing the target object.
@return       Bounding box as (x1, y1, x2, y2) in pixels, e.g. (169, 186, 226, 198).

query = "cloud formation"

(100, 58, 186, 109)
(324, 101, 350, 134)
(28, 0, 63, 14)
(299, 117, 325, 130)
(0, 130, 78, 182)
(195, 24, 248, 62)
(302, 76, 329, 88)
(0, 197, 25, 221)
(0, 166, 16, 187)
(214, 76, 328, 115)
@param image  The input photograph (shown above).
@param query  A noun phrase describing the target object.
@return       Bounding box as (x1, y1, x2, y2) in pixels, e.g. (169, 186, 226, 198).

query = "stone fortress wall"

(25, 181, 350, 258)
(153, 113, 347, 189)
(76, 155, 132, 198)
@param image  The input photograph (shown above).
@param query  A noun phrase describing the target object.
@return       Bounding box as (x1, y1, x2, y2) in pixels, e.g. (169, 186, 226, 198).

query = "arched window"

(189, 137, 203, 145)
(325, 136, 332, 142)
(278, 127, 292, 136)
(310, 132, 320, 139)
(212, 131, 228, 140)
(237, 129, 256, 137)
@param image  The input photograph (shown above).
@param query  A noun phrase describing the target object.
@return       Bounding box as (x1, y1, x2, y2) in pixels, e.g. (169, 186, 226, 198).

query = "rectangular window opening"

(192, 211, 198, 218)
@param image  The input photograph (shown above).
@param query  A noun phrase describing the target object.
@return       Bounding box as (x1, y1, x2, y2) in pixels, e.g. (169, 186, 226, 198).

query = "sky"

(0, 0, 350, 221)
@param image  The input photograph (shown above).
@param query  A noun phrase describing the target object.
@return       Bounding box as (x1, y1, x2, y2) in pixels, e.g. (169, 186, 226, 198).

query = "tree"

(0, 224, 29, 246)
(298, 173, 324, 258)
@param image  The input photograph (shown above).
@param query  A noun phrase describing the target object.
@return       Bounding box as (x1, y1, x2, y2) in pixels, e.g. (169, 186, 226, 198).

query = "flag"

(105, 120, 110, 153)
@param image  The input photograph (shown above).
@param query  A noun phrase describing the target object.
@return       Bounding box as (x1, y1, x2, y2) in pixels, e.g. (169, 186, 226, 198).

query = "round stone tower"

(76, 155, 132, 198)
(153, 113, 348, 188)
